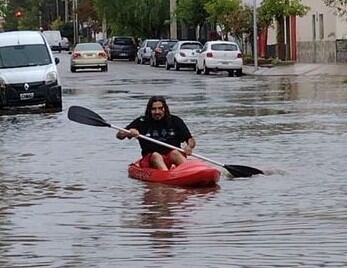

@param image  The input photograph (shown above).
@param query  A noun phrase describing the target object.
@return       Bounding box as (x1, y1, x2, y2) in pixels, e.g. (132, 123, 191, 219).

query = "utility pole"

(64, 0, 68, 23)
(170, 0, 177, 39)
(253, 0, 258, 70)
(56, 0, 59, 19)
(72, 0, 78, 45)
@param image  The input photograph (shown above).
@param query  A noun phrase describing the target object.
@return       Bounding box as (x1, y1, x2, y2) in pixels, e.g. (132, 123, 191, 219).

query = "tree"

(205, 0, 247, 40)
(324, 0, 347, 15)
(175, 0, 209, 40)
(93, 0, 170, 38)
(259, 0, 309, 60)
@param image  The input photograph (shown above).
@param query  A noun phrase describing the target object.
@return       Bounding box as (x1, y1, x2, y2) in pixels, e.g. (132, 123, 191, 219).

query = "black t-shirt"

(125, 115, 192, 156)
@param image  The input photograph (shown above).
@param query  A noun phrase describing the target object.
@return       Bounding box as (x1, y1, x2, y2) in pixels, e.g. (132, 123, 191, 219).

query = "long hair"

(144, 96, 171, 120)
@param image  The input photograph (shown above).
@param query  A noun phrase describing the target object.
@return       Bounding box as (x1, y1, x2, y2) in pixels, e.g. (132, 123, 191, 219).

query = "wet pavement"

(243, 62, 347, 76)
(1, 52, 347, 267)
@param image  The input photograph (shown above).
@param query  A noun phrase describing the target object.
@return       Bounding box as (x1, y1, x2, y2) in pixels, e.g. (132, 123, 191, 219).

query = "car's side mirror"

(55, 57, 60, 65)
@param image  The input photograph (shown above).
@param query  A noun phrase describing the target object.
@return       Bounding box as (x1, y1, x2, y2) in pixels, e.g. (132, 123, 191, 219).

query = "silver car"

(166, 41, 202, 71)
(70, 42, 108, 72)
(136, 39, 159, 64)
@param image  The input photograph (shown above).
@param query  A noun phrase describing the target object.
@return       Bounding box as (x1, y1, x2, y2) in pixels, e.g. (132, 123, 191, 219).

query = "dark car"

(150, 39, 178, 67)
(107, 36, 136, 61)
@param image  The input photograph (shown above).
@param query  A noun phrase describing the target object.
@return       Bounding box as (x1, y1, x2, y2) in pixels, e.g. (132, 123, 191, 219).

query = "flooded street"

(1, 53, 347, 267)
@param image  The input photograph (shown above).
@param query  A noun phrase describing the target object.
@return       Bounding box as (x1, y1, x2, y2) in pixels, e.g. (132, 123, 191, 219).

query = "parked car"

(195, 41, 243, 76)
(70, 42, 108, 72)
(42, 30, 62, 52)
(136, 39, 159, 64)
(106, 36, 136, 61)
(61, 37, 70, 51)
(150, 39, 178, 67)
(0, 31, 62, 110)
(166, 40, 203, 71)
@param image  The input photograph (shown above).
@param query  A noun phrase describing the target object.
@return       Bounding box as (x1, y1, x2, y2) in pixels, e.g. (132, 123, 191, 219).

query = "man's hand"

(116, 128, 139, 140)
(128, 128, 140, 138)
(183, 144, 193, 156)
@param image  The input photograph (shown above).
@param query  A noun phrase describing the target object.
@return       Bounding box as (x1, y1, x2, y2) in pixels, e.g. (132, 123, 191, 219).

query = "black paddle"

(67, 106, 264, 178)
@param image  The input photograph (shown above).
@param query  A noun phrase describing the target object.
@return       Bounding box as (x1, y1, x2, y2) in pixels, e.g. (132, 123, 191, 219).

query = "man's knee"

(150, 152, 164, 162)
(169, 150, 185, 160)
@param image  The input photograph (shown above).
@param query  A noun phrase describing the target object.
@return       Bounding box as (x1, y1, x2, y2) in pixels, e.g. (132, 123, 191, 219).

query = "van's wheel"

(165, 61, 170, 70)
(236, 69, 242, 77)
(228, 70, 234, 77)
(70, 66, 76, 73)
(101, 65, 108, 72)
(46, 87, 62, 110)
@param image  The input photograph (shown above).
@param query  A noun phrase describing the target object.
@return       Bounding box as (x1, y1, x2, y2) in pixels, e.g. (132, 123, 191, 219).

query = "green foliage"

(323, 0, 347, 15)
(51, 18, 64, 31)
(93, 0, 170, 38)
(175, 0, 209, 28)
(260, 0, 310, 21)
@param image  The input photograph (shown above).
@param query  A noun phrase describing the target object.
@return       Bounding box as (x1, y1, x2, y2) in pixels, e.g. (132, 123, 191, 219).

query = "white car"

(195, 41, 243, 76)
(166, 40, 202, 71)
(136, 39, 159, 64)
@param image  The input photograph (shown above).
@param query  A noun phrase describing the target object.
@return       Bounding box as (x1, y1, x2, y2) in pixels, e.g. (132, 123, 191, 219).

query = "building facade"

(297, 0, 347, 63)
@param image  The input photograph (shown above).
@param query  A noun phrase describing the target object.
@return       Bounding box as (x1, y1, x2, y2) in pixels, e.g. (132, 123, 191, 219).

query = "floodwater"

(1, 69, 347, 267)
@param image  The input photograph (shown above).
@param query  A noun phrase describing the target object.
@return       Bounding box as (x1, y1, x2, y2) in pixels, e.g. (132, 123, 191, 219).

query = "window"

(319, 14, 324, 40)
(0, 44, 51, 68)
(211, 43, 238, 51)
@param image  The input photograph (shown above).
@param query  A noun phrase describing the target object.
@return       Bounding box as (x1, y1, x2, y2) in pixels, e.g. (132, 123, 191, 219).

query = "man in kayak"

(116, 96, 196, 170)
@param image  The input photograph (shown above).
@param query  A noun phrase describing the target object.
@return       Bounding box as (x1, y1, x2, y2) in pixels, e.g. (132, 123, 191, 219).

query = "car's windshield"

(114, 38, 133, 45)
(211, 43, 238, 51)
(181, 43, 202, 50)
(0, 44, 51, 69)
(160, 41, 177, 49)
(147, 40, 159, 49)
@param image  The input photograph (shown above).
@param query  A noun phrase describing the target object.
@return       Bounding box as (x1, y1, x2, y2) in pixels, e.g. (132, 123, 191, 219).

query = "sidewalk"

(243, 63, 347, 76)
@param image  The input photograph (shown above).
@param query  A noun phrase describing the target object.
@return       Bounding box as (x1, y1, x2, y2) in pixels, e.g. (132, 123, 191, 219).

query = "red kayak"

(128, 159, 221, 187)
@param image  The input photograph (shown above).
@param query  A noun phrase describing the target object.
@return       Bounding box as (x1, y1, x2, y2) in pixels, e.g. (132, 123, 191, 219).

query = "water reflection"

(0, 106, 62, 116)
(123, 183, 220, 257)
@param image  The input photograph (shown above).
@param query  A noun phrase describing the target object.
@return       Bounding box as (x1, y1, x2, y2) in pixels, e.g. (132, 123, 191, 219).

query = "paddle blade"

(224, 164, 264, 178)
(68, 106, 111, 127)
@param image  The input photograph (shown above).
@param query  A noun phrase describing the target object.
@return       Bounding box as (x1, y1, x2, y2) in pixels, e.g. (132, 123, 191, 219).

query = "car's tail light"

(237, 53, 242, 58)
(98, 52, 107, 58)
(72, 52, 81, 59)
(155, 48, 162, 54)
(179, 52, 186, 57)
(206, 52, 213, 58)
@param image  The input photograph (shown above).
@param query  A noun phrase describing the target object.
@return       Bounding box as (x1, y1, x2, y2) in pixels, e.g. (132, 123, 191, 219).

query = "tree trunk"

(276, 16, 285, 60)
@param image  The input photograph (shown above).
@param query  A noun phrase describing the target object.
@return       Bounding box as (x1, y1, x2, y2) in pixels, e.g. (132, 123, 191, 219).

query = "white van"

(0, 31, 62, 110)
(43, 30, 62, 52)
